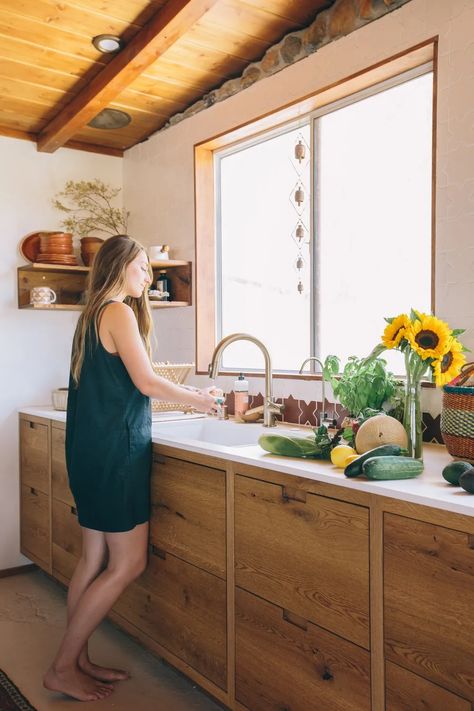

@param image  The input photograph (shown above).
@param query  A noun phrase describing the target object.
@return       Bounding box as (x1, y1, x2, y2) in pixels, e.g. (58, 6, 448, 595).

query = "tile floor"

(0, 568, 224, 711)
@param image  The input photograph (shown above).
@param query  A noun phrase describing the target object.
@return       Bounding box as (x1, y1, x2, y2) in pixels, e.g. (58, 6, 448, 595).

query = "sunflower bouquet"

(368, 310, 467, 459)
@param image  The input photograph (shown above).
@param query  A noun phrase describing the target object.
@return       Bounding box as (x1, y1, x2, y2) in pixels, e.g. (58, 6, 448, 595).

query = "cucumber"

(362, 455, 423, 480)
(442, 461, 473, 486)
(459, 469, 474, 493)
(344, 444, 405, 478)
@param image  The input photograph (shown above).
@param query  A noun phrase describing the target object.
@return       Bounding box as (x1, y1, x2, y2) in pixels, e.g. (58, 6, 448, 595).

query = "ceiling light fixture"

(92, 34, 123, 53)
(88, 108, 131, 130)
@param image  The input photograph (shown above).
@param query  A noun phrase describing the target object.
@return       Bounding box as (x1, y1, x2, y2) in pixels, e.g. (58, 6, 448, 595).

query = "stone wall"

(162, 0, 413, 130)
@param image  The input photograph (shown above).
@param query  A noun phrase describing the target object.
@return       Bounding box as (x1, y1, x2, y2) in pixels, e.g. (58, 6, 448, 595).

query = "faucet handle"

(268, 400, 285, 414)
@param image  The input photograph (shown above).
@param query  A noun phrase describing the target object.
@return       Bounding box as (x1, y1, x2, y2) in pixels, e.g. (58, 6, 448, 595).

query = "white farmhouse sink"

(154, 417, 272, 448)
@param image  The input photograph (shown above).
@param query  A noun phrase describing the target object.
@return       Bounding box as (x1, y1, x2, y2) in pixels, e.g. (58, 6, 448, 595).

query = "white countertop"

(20, 406, 474, 517)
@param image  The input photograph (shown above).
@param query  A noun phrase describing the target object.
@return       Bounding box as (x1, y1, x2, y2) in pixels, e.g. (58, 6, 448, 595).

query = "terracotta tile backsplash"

(227, 391, 443, 444)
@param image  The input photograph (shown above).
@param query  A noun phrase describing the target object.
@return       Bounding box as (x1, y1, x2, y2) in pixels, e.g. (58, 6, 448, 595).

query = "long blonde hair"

(71, 234, 153, 385)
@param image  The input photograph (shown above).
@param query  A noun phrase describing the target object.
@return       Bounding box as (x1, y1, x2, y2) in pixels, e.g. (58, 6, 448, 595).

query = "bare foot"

(43, 665, 114, 702)
(79, 658, 130, 682)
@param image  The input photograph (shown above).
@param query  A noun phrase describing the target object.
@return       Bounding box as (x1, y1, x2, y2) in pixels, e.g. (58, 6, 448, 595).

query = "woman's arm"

(101, 302, 217, 412)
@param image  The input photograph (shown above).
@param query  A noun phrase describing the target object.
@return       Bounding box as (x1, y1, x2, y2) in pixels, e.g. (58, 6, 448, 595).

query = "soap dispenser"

(234, 373, 249, 417)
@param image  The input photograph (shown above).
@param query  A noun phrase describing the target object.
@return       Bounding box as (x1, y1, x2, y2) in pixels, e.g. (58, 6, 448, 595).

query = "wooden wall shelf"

(17, 261, 192, 310)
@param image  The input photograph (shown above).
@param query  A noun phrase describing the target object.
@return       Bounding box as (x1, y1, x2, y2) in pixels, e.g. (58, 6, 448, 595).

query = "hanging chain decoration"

(289, 132, 310, 293)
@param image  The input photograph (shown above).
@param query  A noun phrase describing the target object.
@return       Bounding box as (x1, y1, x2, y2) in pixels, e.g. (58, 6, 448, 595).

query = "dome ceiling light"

(92, 34, 123, 53)
(88, 108, 131, 130)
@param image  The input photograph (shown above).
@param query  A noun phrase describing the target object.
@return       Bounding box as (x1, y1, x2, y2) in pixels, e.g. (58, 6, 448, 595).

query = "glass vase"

(403, 377, 423, 460)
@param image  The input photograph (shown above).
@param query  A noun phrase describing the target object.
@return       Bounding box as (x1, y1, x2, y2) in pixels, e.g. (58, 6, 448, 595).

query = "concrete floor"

(0, 568, 224, 711)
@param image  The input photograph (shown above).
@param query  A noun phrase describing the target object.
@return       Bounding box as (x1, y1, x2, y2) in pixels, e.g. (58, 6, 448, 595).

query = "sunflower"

(432, 339, 466, 386)
(382, 314, 411, 349)
(405, 314, 451, 360)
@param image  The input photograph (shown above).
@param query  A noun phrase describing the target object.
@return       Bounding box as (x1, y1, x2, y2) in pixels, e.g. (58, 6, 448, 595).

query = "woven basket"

(441, 363, 474, 462)
(151, 362, 194, 413)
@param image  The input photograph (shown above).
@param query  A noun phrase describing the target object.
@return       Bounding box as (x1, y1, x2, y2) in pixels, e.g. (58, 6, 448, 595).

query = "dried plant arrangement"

(52, 179, 129, 239)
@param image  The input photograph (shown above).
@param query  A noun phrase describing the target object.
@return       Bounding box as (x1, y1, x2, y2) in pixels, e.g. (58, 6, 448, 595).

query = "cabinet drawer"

(20, 484, 50, 568)
(52, 498, 82, 581)
(113, 548, 227, 690)
(20, 419, 49, 494)
(384, 513, 474, 701)
(51, 426, 73, 507)
(235, 587, 370, 711)
(235, 474, 369, 648)
(386, 661, 470, 711)
(150, 455, 226, 578)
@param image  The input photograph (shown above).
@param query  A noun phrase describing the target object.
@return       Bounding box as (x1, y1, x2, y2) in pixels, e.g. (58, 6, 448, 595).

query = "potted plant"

(52, 179, 129, 240)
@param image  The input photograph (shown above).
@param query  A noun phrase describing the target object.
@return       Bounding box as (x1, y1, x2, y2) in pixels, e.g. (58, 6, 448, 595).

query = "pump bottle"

(234, 373, 249, 417)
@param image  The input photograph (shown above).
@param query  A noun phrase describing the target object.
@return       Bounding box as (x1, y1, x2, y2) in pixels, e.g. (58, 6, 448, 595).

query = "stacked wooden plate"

(36, 232, 77, 266)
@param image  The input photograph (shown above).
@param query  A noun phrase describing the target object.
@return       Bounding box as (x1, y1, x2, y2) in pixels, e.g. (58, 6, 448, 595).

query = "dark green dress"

(65, 303, 152, 532)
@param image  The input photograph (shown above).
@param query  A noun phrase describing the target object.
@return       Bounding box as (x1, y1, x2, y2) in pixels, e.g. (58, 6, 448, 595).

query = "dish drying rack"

(152, 362, 195, 412)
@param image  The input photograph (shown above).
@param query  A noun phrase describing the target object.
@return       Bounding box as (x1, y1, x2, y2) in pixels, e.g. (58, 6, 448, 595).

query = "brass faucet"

(208, 333, 284, 427)
(299, 357, 329, 426)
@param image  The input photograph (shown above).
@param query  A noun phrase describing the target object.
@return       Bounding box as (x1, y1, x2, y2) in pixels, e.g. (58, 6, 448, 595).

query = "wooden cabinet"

(150, 454, 226, 579)
(20, 484, 50, 567)
(385, 661, 470, 711)
(234, 474, 370, 649)
(51, 424, 74, 507)
(235, 586, 370, 711)
(384, 513, 474, 703)
(113, 548, 227, 689)
(20, 418, 49, 494)
(17, 260, 192, 311)
(52, 498, 82, 581)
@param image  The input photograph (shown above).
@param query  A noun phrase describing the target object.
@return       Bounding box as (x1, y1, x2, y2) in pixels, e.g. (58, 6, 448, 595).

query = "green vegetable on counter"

(344, 444, 405, 478)
(258, 425, 342, 460)
(362, 456, 423, 480)
(442, 461, 473, 486)
(459, 468, 474, 494)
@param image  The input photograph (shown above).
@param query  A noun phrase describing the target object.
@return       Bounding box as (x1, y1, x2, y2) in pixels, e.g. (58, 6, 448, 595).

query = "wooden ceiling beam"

(37, 0, 219, 153)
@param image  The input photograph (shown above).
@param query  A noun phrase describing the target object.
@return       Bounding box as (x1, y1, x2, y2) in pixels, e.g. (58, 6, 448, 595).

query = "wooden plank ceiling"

(0, 0, 332, 156)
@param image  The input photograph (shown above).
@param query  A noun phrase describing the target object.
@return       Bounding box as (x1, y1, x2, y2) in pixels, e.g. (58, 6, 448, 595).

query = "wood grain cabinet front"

(52, 498, 82, 581)
(235, 586, 371, 711)
(20, 418, 49, 494)
(113, 548, 227, 690)
(234, 474, 370, 649)
(20, 483, 50, 568)
(51, 424, 74, 507)
(384, 513, 474, 703)
(150, 454, 226, 579)
(385, 661, 471, 711)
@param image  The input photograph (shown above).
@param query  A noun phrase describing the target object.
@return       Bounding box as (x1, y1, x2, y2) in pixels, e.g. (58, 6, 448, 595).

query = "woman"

(44, 235, 218, 702)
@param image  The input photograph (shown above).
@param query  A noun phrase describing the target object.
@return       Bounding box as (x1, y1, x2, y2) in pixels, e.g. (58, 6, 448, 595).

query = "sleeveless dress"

(65, 303, 152, 532)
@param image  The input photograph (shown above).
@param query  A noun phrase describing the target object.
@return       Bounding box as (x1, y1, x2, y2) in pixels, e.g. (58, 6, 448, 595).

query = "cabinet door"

(20, 418, 49, 494)
(385, 661, 470, 711)
(384, 513, 474, 701)
(20, 484, 50, 568)
(51, 425, 74, 507)
(235, 474, 369, 648)
(235, 586, 370, 711)
(150, 454, 226, 578)
(52, 498, 82, 581)
(113, 548, 227, 690)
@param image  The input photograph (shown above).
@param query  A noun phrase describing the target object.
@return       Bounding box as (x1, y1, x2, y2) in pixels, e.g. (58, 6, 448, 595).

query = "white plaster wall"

(124, 0, 474, 410)
(0, 137, 122, 570)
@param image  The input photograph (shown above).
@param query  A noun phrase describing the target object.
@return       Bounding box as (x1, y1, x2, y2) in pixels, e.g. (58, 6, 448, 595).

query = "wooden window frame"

(194, 38, 437, 377)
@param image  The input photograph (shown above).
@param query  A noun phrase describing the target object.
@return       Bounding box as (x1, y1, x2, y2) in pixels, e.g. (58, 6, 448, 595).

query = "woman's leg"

(67, 527, 129, 682)
(44, 522, 148, 702)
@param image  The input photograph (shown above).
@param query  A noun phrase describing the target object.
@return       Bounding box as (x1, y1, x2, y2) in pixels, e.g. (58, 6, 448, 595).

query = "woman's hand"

(192, 387, 221, 414)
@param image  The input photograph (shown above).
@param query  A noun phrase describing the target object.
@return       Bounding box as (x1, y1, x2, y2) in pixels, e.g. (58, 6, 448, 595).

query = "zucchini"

(362, 455, 423, 480)
(442, 461, 473, 486)
(344, 444, 405, 478)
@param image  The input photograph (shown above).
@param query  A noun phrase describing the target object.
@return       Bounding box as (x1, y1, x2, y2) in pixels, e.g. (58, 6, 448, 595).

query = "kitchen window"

(213, 69, 433, 374)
